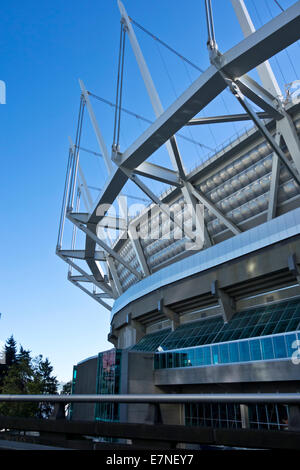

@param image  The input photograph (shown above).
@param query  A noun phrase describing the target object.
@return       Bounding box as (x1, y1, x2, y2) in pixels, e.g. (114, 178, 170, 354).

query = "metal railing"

(0, 394, 299, 449)
(0, 393, 300, 404)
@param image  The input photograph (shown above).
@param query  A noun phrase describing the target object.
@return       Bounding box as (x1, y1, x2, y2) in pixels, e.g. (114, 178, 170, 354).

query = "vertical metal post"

(240, 404, 250, 429)
(69, 136, 94, 211)
(68, 98, 85, 212)
(69, 187, 81, 276)
(57, 148, 73, 249)
(230, 0, 282, 97)
(267, 133, 281, 220)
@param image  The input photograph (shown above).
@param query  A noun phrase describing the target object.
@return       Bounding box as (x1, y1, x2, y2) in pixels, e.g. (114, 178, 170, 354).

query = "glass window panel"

(286, 318, 300, 332)
(229, 342, 239, 363)
(285, 333, 297, 358)
(261, 337, 274, 360)
(230, 329, 243, 341)
(219, 343, 230, 364)
(261, 323, 276, 336)
(187, 349, 195, 367)
(132, 328, 172, 351)
(249, 325, 265, 337)
(212, 345, 219, 364)
(270, 311, 283, 322)
(249, 339, 262, 361)
(272, 321, 288, 334)
(174, 352, 181, 368)
(203, 347, 212, 366)
(239, 341, 250, 362)
(167, 353, 173, 368)
(273, 335, 287, 358)
(194, 348, 203, 366)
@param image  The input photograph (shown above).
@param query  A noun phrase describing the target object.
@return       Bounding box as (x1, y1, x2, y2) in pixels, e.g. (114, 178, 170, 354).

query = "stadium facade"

(57, 1, 300, 431)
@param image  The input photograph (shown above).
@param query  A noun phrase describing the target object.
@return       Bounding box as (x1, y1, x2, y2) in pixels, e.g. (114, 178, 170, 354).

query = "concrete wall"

(120, 351, 182, 425)
(71, 356, 98, 421)
(154, 359, 300, 387)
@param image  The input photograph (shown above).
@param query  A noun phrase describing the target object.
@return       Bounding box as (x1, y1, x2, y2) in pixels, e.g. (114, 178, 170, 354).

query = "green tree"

(0, 352, 40, 417)
(61, 381, 72, 394)
(33, 355, 58, 418)
(0, 339, 58, 419)
(5, 335, 17, 366)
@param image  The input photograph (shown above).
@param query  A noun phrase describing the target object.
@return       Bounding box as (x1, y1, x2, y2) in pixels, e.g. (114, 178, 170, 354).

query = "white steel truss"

(57, 0, 300, 311)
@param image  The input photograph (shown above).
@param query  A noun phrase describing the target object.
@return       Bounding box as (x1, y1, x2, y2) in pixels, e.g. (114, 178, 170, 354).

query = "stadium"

(57, 0, 300, 431)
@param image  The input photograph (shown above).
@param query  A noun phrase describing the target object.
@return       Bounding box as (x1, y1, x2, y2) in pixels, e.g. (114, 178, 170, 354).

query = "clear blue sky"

(0, 0, 299, 382)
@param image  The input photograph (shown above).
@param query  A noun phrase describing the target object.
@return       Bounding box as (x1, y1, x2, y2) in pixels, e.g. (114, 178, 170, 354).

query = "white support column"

(69, 137, 94, 211)
(181, 184, 208, 248)
(117, 0, 185, 174)
(106, 255, 123, 296)
(79, 79, 114, 174)
(77, 85, 129, 291)
(79, 81, 128, 215)
(267, 132, 281, 221)
(118, 2, 209, 252)
(231, 0, 282, 98)
(128, 223, 150, 276)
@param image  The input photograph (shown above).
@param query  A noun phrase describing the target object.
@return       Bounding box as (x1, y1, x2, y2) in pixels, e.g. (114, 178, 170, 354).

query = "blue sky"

(0, 0, 299, 382)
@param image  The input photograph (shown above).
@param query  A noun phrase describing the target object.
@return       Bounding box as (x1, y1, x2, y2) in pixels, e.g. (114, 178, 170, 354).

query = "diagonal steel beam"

(133, 161, 181, 187)
(67, 213, 142, 280)
(79, 79, 113, 174)
(187, 112, 270, 125)
(227, 82, 300, 187)
(106, 256, 123, 296)
(230, 0, 283, 97)
(69, 278, 112, 311)
(88, 3, 300, 225)
(231, 0, 300, 176)
(118, 0, 187, 176)
(117, 2, 300, 171)
(58, 249, 106, 261)
(98, 215, 128, 231)
(236, 75, 284, 120)
(128, 224, 150, 276)
(122, 169, 196, 242)
(118, 0, 206, 250)
(186, 182, 242, 236)
(57, 251, 113, 296)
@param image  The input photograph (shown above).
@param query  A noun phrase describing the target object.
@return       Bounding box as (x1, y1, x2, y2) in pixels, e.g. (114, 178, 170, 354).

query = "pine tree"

(5, 335, 17, 366)
(62, 381, 72, 394)
(0, 351, 40, 418)
(33, 355, 58, 418)
(17, 346, 31, 365)
(0, 340, 58, 418)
